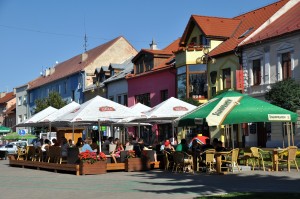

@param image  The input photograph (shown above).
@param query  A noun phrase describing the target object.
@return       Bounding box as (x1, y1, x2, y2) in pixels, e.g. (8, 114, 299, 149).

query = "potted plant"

(79, 150, 107, 175)
(125, 150, 150, 172)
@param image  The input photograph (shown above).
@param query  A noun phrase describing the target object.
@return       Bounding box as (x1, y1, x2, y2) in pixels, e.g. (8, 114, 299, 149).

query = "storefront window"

(177, 66, 187, 99)
(189, 73, 207, 99)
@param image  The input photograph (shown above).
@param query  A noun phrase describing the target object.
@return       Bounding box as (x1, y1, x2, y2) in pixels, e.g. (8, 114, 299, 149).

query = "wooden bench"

(9, 159, 80, 175)
(106, 163, 125, 171)
(150, 161, 160, 169)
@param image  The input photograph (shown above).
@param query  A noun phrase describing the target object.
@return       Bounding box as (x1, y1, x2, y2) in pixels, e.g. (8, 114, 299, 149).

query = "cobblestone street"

(1, 160, 300, 199)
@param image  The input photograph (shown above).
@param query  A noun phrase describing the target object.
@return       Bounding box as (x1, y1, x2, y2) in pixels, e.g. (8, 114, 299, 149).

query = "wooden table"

(215, 151, 230, 174)
(272, 148, 284, 172)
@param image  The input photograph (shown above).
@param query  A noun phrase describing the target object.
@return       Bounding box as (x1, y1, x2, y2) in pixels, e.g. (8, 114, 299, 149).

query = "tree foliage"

(34, 91, 68, 113)
(183, 98, 201, 106)
(265, 78, 300, 112)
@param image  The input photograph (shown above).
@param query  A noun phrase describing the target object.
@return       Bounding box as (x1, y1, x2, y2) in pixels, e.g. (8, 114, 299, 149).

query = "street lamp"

(196, 47, 216, 64)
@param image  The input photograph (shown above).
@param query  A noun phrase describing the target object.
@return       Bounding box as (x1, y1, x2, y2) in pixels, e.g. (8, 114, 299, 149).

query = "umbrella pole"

(72, 123, 74, 142)
(291, 122, 294, 146)
(98, 119, 102, 153)
(172, 121, 175, 144)
(287, 122, 290, 147)
(283, 123, 286, 148)
(231, 125, 234, 149)
(138, 123, 140, 138)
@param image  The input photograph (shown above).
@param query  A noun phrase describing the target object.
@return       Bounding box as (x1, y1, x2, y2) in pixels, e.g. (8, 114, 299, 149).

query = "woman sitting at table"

(111, 140, 124, 163)
(81, 138, 94, 152)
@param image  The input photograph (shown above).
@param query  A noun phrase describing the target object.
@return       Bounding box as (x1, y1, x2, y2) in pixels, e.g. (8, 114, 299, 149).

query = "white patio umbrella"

(131, 97, 197, 141)
(16, 106, 58, 127)
(55, 95, 146, 152)
(38, 101, 81, 130)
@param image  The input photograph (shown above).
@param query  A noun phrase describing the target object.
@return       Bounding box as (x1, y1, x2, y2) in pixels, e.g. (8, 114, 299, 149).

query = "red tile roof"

(240, 1, 300, 46)
(193, 15, 240, 38)
(28, 36, 126, 90)
(132, 38, 180, 62)
(209, 0, 289, 57)
(5, 103, 16, 115)
(0, 92, 15, 104)
(127, 38, 180, 79)
(178, 15, 240, 47)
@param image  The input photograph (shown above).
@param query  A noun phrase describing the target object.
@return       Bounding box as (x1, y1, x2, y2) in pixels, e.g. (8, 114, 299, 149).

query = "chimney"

(50, 67, 55, 75)
(45, 68, 50, 76)
(82, 52, 88, 62)
(149, 38, 158, 50)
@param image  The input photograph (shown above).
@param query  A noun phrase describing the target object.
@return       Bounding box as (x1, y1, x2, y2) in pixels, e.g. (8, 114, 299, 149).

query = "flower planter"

(125, 157, 150, 172)
(80, 161, 107, 175)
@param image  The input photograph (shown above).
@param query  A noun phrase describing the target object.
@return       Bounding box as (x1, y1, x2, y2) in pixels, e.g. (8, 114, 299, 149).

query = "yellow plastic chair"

(221, 148, 240, 172)
(250, 147, 266, 171)
(172, 151, 193, 173)
(17, 147, 27, 160)
(277, 146, 299, 172)
(204, 149, 216, 173)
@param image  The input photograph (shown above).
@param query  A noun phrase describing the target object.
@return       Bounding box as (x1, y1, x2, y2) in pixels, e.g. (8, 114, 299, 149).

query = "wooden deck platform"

(9, 159, 161, 175)
(9, 159, 80, 175)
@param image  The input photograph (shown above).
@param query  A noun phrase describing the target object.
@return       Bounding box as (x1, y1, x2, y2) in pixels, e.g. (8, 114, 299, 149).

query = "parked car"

(0, 144, 18, 154)
(8, 141, 28, 148)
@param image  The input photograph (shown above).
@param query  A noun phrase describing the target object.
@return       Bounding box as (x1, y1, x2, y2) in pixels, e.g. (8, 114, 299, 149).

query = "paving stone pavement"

(0, 159, 300, 199)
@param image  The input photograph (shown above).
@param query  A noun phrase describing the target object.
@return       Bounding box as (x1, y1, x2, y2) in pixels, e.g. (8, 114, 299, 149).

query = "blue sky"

(0, 0, 278, 92)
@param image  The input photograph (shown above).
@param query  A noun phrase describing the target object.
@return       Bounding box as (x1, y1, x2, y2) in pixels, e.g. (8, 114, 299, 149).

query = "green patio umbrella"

(177, 90, 298, 127)
(0, 126, 11, 134)
(2, 132, 37, 140)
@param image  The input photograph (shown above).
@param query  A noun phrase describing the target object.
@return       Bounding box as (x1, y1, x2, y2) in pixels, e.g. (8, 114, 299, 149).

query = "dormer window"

(110, 69, 115, 76)
(200, 35, 210, 47)
(189, 37, 197, 47)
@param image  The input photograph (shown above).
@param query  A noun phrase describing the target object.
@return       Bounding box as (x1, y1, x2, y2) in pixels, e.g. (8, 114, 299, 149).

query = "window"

(238, 27, 254, 39)
(18, 96, 22, 106)
(110, 69, 115, 76)
(160, 90, 168, 102)
(117, 95, 122, 104)
(177, 66, 187, 100)
(18, 115, 22, 123)
(211, 87, 216, 97)
(189, 37, 197, 47)
(123, 94, 128, 106)
(200, 35, 210, 47)
(29, 93, 33, 103)
(72, 90, 75, 101)
(210, 71, 217, 85)
(23, 95, 27, 104)
(63, 81, 67, 94)
(23, 114, 27, 121)
(222, 68, 231, 89)
(135, 93, 150, 107)
(109, 96, 114, 101)
(281, 52, 291, 80)
(252, 59, 261, 85)
(189, 73, 207, 99)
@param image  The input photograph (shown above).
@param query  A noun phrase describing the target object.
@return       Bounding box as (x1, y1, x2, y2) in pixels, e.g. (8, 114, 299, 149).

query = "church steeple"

(149, 38, 158, 50)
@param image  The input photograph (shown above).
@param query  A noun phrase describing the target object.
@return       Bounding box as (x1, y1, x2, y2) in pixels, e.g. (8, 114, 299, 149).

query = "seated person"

(161, 140, 175, 153)
(134, 138, 157, 162)
(81, 138, 94, 152)
(52, 138, 60, 146)
(90, 138, 99, 154)
(111, 141, 124, 163)
(215, 141, 226, 152)
(75, 137, 84, 148)
(60, 137, 69, 158)
(41, 139, 51, 161)
(176, 139, 189, 153)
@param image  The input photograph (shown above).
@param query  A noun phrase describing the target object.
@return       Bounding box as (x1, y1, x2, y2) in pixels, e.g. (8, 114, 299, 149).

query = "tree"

(265, 78, 300, 112)
(34, 91, 68, 113)
(182, 98, 201, 106)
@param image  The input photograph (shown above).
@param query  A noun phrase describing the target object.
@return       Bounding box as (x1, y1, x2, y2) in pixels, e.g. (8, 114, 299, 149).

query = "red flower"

(78, 150, 107, 164)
